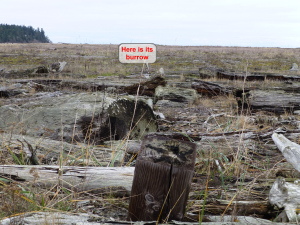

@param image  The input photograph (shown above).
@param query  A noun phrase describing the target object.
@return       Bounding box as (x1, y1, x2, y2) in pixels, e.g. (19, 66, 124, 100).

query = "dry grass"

(1, 43, 300, 78)
(0, 43, 300, 223)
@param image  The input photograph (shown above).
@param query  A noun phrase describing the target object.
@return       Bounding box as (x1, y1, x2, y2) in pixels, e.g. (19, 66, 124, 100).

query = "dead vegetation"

(0, 43, 300, 78)
(0, 43, 300, 224)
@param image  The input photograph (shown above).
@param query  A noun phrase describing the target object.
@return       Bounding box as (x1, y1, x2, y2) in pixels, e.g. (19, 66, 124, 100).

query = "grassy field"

(0, 43, 299, 77)
(0, 43, 300, 223)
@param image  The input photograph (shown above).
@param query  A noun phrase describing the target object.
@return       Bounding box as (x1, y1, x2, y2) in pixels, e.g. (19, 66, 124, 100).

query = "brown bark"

(192, 79, 231, 96)
(128, 133, 197, 222)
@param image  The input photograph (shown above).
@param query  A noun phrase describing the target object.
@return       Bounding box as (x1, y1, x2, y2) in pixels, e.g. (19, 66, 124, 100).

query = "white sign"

(119, 43, 156, 63)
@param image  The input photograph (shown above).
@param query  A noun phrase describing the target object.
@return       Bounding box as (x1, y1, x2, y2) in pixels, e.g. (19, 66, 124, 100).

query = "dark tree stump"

(128, 133, 197, 222)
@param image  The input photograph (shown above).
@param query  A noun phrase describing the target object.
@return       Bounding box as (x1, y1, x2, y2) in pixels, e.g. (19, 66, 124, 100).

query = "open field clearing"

(0, 43, 300, 224)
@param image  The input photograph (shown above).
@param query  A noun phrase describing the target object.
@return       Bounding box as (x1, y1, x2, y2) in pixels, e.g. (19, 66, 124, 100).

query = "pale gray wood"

(0, 134, 127, 166)
(0, 212, 287, 225)
(270, 133, 300, 222)
(269, 177, 300, 222)
(249, 90, 300, 113)
(0, 165, 134, 193)
(272, 133, 300, 172)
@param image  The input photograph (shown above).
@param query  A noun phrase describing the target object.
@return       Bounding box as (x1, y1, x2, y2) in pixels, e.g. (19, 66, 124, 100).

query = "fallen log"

(0, 212, 275, 225)
(10, 79, 124, 92)
(0, 134, 141, 166)
(0, 93, 157, 144)
(198, 67, 300, 81)
(123, 75, 167, 96)
(189, 200, 269, 219)
(216, 70, 300, 81)
(191, 80, 232, 96)
(0, 165, 134, 193)
(0, 84, 23, 98)
(0, 164, 273, 217)
(198, 67, 219, 79)
(1, 62, 68, 79)
(269, 133, 300, 222)
(154, 85, 198, 103)
(248, 90, 300, 114)
(272, 133, 300, 172)
(269, 177, 300, 222)
(233, 88, 300, 114)
(191, 129, 300, 157)
(0, 212, 92, 225)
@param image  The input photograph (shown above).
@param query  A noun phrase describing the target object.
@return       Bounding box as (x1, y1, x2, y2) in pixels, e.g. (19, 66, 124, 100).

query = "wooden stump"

(128, 133, 197, 222)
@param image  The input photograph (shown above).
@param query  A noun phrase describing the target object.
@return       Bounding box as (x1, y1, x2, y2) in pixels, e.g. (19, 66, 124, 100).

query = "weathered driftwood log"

(233, 89, 300, 114)
(191, 129, 300, 157)
(128, 133, 197, 222)
(0, 83, 23, 98)
(269, 177, 300, 222)
(191, 80, 231, 97)
(0, 212, 275, 225)
(124, 75, 167, 96)
(0, 92, 114, 142)
(154, 85, 198, 103)
(216, 70, 300, 81)
(0, 93, 157, 144)
(1, 62, 67, 79)
(198, 67, 300, 81)
(189, 200, 269, 220)
(198, 67, 219, 79)
(0, 165, 134, 193)
(248, 90, 300, 114)
(272, 133, 300, 172)
(269, 133, 300, 222)
(0, 212, 92, 225)
(163, 69, 199, 76)
(33, 62, 67, 74)
(0, 164, 274, 219)
(10, 79, 127, 93)
(79, 98, 158, 143)
(0, 134, 141, 166)
(49, 61, 67, 73)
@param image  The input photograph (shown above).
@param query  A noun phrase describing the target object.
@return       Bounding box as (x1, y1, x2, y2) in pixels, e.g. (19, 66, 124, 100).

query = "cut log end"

(128, 132, 197, 222)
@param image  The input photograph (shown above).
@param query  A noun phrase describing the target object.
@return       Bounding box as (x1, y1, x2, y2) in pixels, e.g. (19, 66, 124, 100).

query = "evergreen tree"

(0, 24, 51, 43)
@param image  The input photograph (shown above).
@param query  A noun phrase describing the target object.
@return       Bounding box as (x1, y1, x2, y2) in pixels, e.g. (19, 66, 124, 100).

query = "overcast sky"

(1, 0, 300, 47)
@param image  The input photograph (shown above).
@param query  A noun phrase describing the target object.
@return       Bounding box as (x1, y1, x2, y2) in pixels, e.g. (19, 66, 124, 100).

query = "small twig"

(202, 113, 225, 128)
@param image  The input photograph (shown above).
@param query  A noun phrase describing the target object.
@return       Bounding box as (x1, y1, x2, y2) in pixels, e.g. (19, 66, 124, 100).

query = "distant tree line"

(0, 24, 51, 43)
